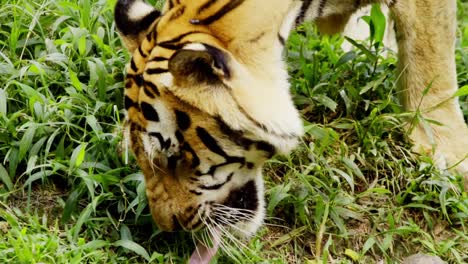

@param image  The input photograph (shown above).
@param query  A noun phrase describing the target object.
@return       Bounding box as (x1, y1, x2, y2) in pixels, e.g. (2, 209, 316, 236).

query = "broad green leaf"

(114, 240, 151, 261)
(70, 143, 87, 168)
(120, 224, 133, 241)
(370, 4, 387, 44)
(313, 94, 337, 112)
(0, 89, 6, 115)
(83, 240, 109, 250)
(267, 183, 292, 214)
(7, 148, 19, 179)
(18, 125, 37, 162)
(454, 85, 468, 97)
(345, 37, 377, 61)
(73, 203, 94, 241)
(63, 186, 84, 222)
(331, 168, 354, 193)
(86, 115, 103, 136)
(342, 157, 366, 183)
(360, 74, 387, 95)
(78, 35, 87, 56)
(362, 237, 376, 254)
(69, 69, 83, 91)
(335, 51, 357, 68)
(24, 169, 53, 186)
(0, 164, 13, 191)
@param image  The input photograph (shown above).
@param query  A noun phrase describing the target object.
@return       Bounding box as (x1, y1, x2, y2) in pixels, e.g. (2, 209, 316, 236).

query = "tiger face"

(115, 0, 303, 234)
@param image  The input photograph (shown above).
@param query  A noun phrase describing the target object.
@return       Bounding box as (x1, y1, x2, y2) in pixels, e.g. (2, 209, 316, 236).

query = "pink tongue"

(189, 228, 221, 264)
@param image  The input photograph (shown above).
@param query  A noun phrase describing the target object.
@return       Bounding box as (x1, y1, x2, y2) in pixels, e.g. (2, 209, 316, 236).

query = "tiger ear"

(114, 0, 160, 53)
(168, 44, 231, 87)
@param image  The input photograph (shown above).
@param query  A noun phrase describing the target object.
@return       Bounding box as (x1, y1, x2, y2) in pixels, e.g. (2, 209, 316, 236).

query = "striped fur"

(115, 0, 468, 235)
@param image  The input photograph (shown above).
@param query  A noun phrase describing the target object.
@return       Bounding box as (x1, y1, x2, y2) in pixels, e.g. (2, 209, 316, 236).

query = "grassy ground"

(0, 0, 466, 263)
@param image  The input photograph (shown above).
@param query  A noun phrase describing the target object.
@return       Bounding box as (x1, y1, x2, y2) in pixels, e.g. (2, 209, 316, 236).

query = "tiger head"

(115, 0, 303, 235)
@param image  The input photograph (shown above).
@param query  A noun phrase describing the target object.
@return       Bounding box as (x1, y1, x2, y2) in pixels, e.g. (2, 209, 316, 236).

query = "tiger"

(114, 0, 468, 252)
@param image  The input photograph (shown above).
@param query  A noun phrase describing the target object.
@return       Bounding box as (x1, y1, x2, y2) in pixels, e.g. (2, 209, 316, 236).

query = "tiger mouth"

(171, 180, 260, 232)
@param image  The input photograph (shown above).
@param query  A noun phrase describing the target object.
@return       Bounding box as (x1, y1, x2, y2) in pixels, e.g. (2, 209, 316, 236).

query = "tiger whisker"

(211, 207, 256, 220)
(211, 211, 255, 223)
(210, 209, 255, 224)
(211, 214, 253, 237)
(207, 212, 256, 258)
(206, 215, 247, 262)
(203, 215, 240, 261)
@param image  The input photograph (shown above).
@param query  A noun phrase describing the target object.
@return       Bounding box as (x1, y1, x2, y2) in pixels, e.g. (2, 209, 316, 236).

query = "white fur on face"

(128, 0, 156, 21)
(279, 1, 302, 41)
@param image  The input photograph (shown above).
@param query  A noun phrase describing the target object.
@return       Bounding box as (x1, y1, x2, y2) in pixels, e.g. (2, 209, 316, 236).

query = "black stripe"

(126, 74, 144, 87)
(256, 141, 275, 158)
(151, 26, 158, 41)
(199, 173, 234, 190)
(130, 58, 138, 72)
(197, 0, 218, 14)
(317, 0, 327, 17)
(144, 80, 160, 96)
(216, 117, 275, 156)
(124, 95, 138, 110)
(167, 155, 179, 170)
(167, 0, 175, 9)
(158, 31, 203, 47)
(183, 205, 202, 227)
(215, 117, 253, 150)
(158, 42, 186, 50)
(175, 110, 191, 131)
(198, 157, 245, 177)
(189, 217, 203, 230)
(143, 86, 155, 99)
(190, 0, 245, 25)
(151, 56, 169, 62)
(146, 67, 168, 75)
(148, 132, 172, 150)
(189, 189, 203, 195)
(138, 46, 147, 58)
(175, 130, 184, 143)
(140, 102, 159, 122)
(146, 32, 152, 42)
(295, 0, 313, 25)
(388, 0, 397, 7)
(196, 127, 228, 158)
(125, 80, 132, 89)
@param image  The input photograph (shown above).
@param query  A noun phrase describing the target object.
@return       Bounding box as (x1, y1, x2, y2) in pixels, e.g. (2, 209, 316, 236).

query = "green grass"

(0, 0, 467, 263)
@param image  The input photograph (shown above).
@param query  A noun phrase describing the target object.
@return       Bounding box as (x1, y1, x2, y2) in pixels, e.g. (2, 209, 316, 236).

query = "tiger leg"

(390, 0, 468, 188)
